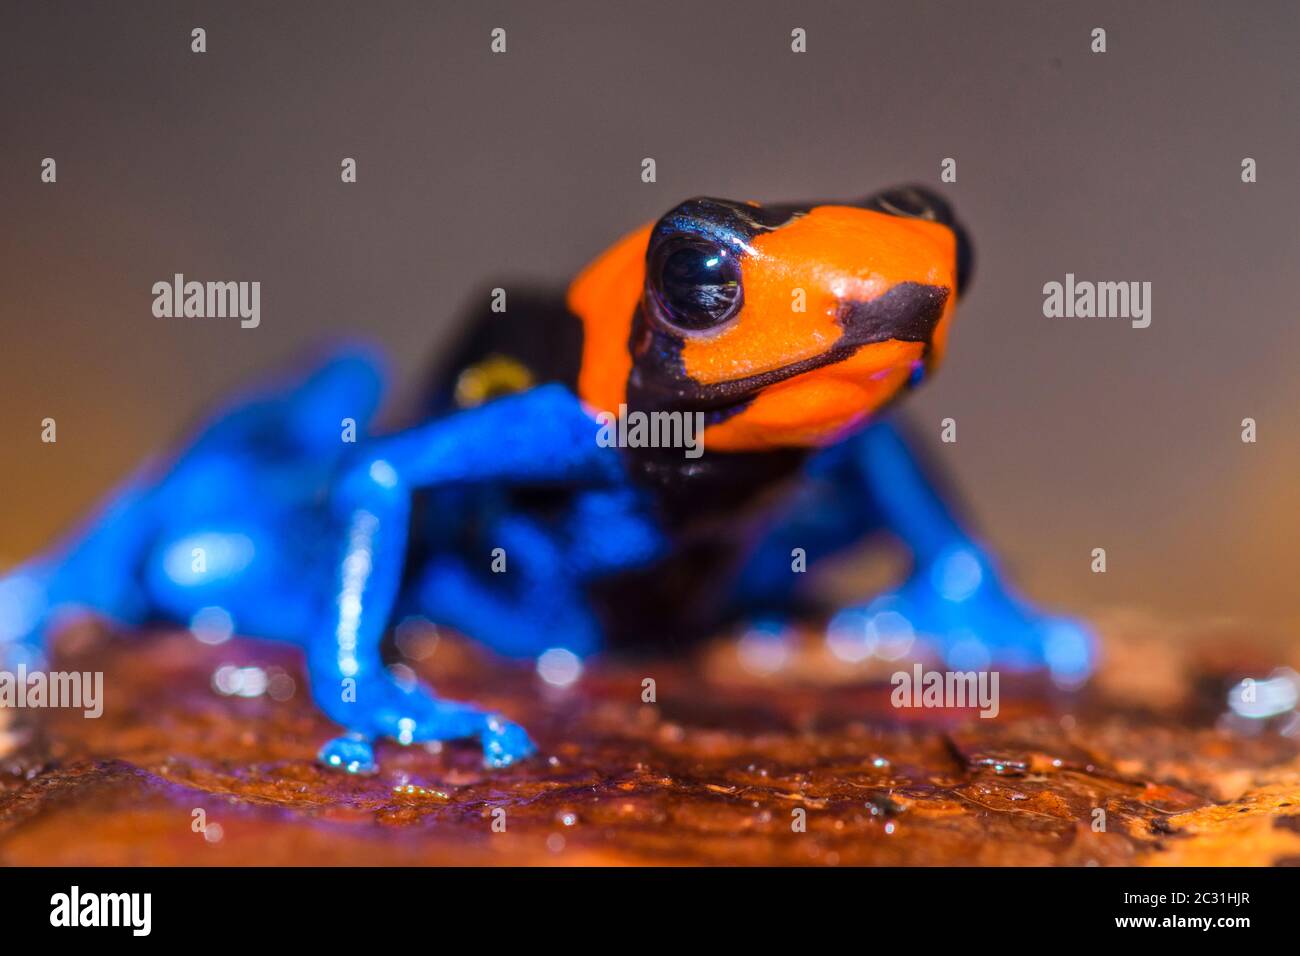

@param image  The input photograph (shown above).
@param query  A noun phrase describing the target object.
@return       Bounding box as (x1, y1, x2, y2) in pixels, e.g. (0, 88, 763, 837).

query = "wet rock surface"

(2, 618, 1298, 865)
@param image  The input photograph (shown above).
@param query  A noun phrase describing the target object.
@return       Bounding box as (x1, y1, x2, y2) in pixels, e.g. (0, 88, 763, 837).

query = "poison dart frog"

(0, 187, 1094, 773)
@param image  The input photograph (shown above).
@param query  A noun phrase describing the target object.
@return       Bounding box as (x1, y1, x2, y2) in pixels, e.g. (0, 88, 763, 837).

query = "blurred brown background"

(2, 1, 1297, 635)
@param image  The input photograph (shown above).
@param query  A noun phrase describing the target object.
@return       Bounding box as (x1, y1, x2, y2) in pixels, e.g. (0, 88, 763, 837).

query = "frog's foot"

(0, 638, 50, 685)
(0, 563, 60, 670)
(318, 733, 381, 775)
(827, 545, 1096, 687)
(315, 676, 536, 773)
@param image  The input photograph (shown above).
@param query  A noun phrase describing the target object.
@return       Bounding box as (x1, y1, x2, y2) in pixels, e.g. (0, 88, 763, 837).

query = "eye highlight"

(648, 237, 742, 334)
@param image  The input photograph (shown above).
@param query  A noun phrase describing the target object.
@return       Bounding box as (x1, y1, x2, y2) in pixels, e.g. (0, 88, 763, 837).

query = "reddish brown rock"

(2, 619, 1298, 866)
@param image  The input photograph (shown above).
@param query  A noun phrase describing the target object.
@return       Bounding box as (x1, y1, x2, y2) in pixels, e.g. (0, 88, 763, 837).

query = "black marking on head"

(838, 283, 948, 345)
(650, 197, 811, 254)
(626, 304, 694, 408)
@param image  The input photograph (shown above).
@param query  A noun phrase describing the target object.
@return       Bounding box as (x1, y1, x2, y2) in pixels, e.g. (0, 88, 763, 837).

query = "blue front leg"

(313, 384, 624, 773)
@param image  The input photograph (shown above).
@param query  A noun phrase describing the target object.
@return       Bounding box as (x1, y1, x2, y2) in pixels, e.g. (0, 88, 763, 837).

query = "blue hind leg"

(845, 420, 1094, 683)
(414, 513, 603, 661)
(413, 485, 660, 662)
(0, 476, 158, 669)
(0, 352, 386, 666)
(735, 418, 1095, 686)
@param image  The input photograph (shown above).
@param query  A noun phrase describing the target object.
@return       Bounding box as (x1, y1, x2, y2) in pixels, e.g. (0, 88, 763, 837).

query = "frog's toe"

(827, 565, 1097, 686)
(314, 674, 536, 772)
(934, 600, 1097, 687)
(825, 588, 942, 664)
(368, 681, 536, 768)
(480, 714, 536, 769)
(1034, 613, 1096, 688)
(318, 732, 378, 775)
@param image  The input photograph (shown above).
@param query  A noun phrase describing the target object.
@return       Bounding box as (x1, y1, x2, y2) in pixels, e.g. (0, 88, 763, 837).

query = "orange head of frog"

(568, 186, 972, 451)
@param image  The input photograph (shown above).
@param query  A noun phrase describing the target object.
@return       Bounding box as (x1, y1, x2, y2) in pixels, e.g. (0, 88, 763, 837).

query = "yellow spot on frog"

(454, 354, 535, 408)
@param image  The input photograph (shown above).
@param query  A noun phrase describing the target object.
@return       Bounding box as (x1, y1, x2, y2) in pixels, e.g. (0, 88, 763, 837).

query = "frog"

(0, 186, 1094, 774)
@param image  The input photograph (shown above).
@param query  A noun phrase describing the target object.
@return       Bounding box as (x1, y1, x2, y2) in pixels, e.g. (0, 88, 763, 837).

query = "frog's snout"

(859, 185, 973, 295)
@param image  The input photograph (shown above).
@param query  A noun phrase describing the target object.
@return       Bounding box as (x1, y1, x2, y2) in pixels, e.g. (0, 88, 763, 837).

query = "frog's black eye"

(648, 238, 742, 334)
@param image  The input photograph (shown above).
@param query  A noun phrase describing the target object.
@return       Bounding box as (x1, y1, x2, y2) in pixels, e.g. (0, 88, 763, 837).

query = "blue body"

(0, 351, 1093, 773)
